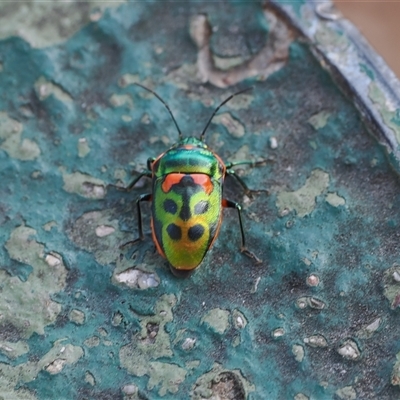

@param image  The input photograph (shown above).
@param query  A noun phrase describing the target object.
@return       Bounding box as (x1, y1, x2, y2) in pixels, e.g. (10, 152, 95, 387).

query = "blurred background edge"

(334, 1, 400, 78)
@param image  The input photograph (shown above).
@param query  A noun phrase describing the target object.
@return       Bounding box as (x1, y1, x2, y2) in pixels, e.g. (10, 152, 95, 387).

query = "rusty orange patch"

(161, 173, 185, 193)
(151, 217, 166, 258)
(192, 174, 214, 195)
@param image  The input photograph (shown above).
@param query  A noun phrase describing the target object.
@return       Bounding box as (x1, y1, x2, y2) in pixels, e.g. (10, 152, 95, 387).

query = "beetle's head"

(176, 136, 208, 149)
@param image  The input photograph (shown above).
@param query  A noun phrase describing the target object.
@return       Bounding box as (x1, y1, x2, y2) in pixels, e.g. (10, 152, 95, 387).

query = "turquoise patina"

(1, 1, 400, 399)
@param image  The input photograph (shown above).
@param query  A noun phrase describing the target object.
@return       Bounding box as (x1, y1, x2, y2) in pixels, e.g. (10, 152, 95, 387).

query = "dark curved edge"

(266, 0, 400, 174)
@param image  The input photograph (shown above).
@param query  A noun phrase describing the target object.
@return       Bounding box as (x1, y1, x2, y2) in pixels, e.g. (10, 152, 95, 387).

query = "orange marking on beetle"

(182, 144, 194, 149)
(161, 173, 214, 194)
(161, 173, 185, 193)
(221, 199, 230, 207)
(192, 174, 214, 195)
(151, 217, 166, 258)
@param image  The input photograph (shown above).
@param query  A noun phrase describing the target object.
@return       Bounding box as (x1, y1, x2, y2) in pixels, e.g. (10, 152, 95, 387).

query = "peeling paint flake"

(190, 10, 293, 88)
(336, 386, 357, 400)
(114, 267, 159, 289)
(34, 77, 73, 103)
(308, 110, 331, 130)
(16, 138, 41, 160)
(109, 93, 134, 108)
(213, 113, 245, 138)
(337, 339, 361, 360)
(147, 361, 187, 396)
(276, 169, 330, 217)
(3, 226, 67, 338)
(119, 73, 140, 88)
(304, 334, 328, 348)
(95, 225, 115, 237)
(201, 308, 230, 334)
(292, 344, 304, 362)
(356, 317, 382, 340)
(84, 336, 100, 348)
(61, 169, 106, 199)
(325, 192, 345, 207)
(78, 138, 90, 158)
(0, 112, 40, 160)
(41, 342, 84, 375)
(42, 221, 58, 231)
(0, 340, 29, 360)
(294, 394, 309, 400)
(119, 295, 184, 395)
(69, 309, 86, 325)
(181, 337, 196, 351)
(45, 252, 62, 267)
(85, 371, 96, 386)
(0, 340, 82, 400)
(296, 296, 325, 310)
(122, 383, 138, 395)
(232, 309, 247, 330)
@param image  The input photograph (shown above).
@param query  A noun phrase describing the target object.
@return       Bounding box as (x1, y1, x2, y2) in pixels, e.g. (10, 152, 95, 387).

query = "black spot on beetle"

(188, 224, 205, 241)
(167, 223, 182, 240)
(163, 199, 178, 215)
(194, 200, 209, 215)
(180, 175, 195, 187)
(179, 202, 191, 221)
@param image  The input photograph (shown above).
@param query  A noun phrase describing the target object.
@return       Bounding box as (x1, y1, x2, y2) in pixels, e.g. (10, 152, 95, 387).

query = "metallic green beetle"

(124, 83, 264, 277)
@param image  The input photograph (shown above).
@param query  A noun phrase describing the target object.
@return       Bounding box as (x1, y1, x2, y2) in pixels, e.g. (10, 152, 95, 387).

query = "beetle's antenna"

(199, 87, 253, 142)
(134, 83, 183, 140)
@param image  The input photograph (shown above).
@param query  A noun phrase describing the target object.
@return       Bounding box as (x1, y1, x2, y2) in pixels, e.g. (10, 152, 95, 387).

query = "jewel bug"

(122, 83, 266, 277)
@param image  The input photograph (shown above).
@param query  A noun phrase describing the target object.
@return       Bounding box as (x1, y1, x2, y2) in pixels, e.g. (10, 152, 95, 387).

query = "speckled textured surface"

(1, 1, 400, 399)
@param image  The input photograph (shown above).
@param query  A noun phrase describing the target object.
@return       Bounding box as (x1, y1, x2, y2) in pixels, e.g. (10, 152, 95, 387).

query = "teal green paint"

(359, 62, 375, 80)
(334, 269, 369, 295)
(0, 2, 399, 399)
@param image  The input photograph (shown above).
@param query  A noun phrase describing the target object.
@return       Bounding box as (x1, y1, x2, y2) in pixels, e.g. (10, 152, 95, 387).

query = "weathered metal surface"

(270, 0, 400, 174)
(1, 1, 400, 399)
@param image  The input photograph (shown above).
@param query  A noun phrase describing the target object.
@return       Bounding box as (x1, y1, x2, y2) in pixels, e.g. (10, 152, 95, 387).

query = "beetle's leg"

(123, 171, 152, 192)
(226, 169, 251, 195)
(117, 158, 155, 192)
(120, 193, 152, 249)
(147, 157, 156, 171)
(225, 159, 272, 196)
(225, 158, 274, 169)
(135, 193, 152, 240)
(222, 199, 262, 263)
(226, 169, 269, 197)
